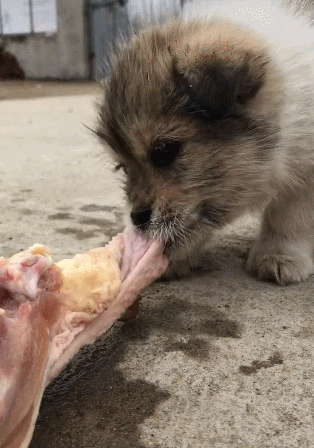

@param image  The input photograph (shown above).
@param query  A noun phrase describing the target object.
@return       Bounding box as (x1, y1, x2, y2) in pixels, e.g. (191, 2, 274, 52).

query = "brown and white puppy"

(97, 0, 314, 284)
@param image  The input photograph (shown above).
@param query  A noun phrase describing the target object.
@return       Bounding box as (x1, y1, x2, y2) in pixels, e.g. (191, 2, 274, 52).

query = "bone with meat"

(0, 230, 168, 448)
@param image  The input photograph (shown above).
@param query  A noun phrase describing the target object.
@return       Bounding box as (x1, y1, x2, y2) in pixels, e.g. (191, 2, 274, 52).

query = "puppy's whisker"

(188, 213, 205, 244)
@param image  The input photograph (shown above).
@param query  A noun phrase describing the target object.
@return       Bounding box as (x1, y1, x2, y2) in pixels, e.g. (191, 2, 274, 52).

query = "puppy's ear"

(172, 53, 268, 120)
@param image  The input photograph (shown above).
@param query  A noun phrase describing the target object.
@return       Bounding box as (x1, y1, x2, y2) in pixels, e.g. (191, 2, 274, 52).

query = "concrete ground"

(1, 81, 314, 448)
(0, 80, 101, 101)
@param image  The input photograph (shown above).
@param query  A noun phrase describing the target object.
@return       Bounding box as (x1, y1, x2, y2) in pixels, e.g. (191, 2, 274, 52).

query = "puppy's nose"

(131, 207, 152, 228)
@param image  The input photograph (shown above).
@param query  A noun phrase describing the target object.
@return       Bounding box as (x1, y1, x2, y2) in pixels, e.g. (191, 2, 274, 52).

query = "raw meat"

(0, 230, 168, 448)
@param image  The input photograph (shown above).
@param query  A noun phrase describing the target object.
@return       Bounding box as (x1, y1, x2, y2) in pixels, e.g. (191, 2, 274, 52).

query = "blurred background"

(1, 0, 312, 99)
(0, 0, 189, 87)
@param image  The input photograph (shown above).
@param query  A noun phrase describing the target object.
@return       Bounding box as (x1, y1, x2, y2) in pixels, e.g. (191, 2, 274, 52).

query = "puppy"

(96, 0, 314, 284)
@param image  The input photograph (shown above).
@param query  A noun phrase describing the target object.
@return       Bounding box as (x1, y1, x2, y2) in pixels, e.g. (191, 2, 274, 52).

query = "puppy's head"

(97, 19, 284, 249)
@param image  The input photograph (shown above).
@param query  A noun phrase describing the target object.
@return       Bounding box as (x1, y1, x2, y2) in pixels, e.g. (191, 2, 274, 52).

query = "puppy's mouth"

(130, 203, 225, 253)
(130, 210, 193, 251)
(139, 219, 193, 252)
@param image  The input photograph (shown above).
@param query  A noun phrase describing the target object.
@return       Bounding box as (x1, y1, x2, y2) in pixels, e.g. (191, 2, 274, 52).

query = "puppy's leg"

(247, 189, 314, 284)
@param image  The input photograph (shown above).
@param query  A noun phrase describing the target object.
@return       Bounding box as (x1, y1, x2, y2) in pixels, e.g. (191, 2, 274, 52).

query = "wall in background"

(2, 0, 89, 79)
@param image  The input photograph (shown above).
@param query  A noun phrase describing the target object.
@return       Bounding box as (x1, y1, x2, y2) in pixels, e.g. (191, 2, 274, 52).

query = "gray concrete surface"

(1, 92, 314, 448)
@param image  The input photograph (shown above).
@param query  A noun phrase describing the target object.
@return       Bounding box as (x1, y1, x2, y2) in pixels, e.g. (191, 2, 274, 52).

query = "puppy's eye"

(150, 141, 180, 168)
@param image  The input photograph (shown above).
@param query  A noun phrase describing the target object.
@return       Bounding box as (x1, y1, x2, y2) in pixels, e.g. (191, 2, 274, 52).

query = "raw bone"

(0, 231, 168, 448)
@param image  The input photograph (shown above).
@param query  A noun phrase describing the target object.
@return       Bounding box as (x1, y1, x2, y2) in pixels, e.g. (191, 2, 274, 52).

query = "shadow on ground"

(30, 284, 241, 448)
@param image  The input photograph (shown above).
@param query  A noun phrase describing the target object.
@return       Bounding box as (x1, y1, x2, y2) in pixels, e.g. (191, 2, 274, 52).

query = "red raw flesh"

(0, 230, 168, 448)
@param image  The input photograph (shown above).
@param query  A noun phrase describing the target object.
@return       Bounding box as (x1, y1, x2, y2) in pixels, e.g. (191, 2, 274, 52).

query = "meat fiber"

(0, 231, 168, 448)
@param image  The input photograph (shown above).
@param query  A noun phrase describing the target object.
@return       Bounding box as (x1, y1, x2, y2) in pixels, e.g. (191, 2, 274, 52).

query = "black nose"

(131, 207, 152, 228)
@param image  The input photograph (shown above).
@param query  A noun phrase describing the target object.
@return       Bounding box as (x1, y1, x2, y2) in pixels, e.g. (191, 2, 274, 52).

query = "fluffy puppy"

(97, 0, 314, 284)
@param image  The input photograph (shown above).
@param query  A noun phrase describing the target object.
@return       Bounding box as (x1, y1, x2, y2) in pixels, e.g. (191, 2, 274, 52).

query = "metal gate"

(88, 0, 129, 81)
(88, 0, 186, 81)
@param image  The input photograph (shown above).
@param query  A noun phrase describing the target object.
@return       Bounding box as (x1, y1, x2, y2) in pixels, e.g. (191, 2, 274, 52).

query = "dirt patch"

(239, 352, 284, 375)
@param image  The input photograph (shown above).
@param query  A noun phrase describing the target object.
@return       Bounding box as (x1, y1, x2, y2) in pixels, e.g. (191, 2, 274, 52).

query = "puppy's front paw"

(247, 249, 314, 285)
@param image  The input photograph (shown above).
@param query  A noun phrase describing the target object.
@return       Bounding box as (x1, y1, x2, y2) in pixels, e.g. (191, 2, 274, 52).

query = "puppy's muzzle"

(131, 207, 152, 230)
